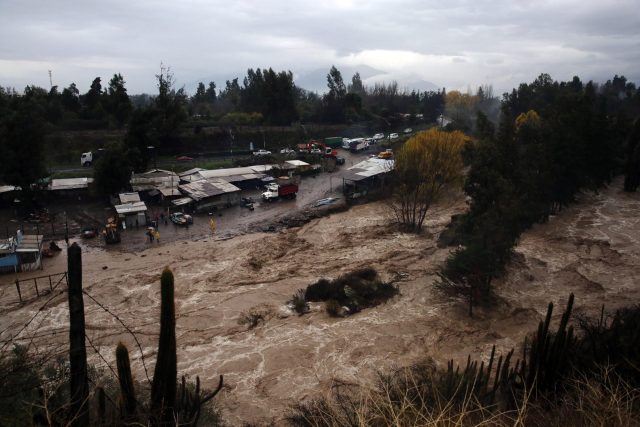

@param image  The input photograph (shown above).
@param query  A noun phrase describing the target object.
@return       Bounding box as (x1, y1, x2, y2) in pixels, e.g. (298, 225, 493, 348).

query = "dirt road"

(1, 178, 639, 424)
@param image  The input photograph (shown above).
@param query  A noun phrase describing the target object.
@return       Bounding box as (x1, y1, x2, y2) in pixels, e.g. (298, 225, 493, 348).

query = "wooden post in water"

(15, 279, 22, 303)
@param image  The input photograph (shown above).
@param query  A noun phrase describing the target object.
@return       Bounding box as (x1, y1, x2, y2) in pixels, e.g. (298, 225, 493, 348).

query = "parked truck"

(349, 138, 369, 152)
(298, 140, 338, 157)
(80, 148, 105, 167)
(324, 136, 343, 148)
(262, 177, 299, 202)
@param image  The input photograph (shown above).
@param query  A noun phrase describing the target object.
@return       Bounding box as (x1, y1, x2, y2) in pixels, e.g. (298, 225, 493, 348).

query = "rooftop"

(119, 192, 141, 204)
(114, 201, 148, 215)
(341, 158, 395, 182)
(179, 179, 240, 202)
(50, 178, 94, 191)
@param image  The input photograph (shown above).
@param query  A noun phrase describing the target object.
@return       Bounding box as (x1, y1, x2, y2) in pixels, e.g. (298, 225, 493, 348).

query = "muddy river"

(1, 178, 639, 424)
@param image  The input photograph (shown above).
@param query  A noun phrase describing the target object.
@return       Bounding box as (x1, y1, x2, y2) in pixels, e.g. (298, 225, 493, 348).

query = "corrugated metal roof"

(119, 192, 141, 204)
(342, 158, 394, 182)
(178, 179, 240, 202)
(16, 235, 44, 252)
(0, 237, 17, 255)
(130, 169, 179, 192)
(115, 201, 148, 215)
(285, 160, 310, 167)
(0, 185, 18, 194)
(172, 197, 193, 206)
(159, 187, 182, 197)
(178, 168, 205, 178)
(50, 178, 94, 191)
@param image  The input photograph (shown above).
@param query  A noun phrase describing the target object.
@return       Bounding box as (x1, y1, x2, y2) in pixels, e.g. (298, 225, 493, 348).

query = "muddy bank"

(1, 179, 640, 424)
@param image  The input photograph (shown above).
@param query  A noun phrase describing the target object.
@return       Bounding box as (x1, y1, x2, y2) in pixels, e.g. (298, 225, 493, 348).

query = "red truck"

(297, 140, 338, 157)
(262, 182, 299, 201)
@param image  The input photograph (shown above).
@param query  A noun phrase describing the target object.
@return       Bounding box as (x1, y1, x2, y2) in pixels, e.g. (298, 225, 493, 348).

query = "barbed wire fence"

(0, 279, 155, 408)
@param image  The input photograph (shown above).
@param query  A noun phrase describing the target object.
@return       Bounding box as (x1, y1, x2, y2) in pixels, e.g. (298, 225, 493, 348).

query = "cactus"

(524, 293, 575, 393)
(116, 342, 138, 422)
(150, 267, 178, 426)
(176, 375, 224, 426)
(67, 242, 89, 426)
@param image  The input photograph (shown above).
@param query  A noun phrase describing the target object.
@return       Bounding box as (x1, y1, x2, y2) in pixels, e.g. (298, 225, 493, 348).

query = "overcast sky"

(1, 0, 639, 95)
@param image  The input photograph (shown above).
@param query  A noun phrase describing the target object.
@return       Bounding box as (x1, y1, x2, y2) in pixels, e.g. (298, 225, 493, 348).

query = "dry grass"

(286, 363, 640, 427)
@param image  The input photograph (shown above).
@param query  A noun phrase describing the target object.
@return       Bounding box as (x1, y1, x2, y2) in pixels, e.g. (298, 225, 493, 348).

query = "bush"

(325, 299, 342, 317)
(238, 304, 274, 329)
(289, 289, 308, 315)
(304, 268, 397, 314)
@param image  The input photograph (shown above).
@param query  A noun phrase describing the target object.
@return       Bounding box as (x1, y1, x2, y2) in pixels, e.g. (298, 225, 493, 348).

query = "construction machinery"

(103, 218, 121, 244)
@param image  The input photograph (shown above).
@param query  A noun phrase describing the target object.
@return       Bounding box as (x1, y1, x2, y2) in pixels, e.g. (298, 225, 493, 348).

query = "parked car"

(279, 148, 295, 155)
(310, 148, 322, 154)
(81, 227, 98, 238)
(170, 212, 193, 225)
(389, 133, 399, 140)
(240, 197, 255, 211)
(403, 128, 413, 134)
(373, 133, 385, 140)
(253, 149, 272, 156)
(378, 149, 393, 159)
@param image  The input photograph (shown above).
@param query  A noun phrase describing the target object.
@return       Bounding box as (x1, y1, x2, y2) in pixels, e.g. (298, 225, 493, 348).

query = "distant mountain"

(295, 66, 440, 94)
(363, 72, 440, 93)
(183, 66, 440, 96)
(293, 65, 383, 93)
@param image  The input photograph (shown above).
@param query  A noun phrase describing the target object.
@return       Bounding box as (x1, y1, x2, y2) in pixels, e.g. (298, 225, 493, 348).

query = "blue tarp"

(0, 254, 18, 268)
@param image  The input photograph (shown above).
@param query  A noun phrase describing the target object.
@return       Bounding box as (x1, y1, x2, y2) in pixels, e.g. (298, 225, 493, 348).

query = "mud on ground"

(1, 178, 640, 424)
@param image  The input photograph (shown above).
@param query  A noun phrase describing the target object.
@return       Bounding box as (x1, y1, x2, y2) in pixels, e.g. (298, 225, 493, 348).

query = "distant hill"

(185, 65, 439, 96)
(295, 66, 440, 94)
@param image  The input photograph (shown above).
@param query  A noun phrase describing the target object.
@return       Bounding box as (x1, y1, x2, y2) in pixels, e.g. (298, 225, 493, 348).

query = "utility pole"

(48, 70, 53, 89)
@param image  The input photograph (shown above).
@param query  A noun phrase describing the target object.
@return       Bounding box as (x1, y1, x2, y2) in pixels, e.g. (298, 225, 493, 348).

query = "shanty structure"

(130, 169, 180, 200)
(178, 179, 241, 212)
(118, 192, 141, 204)
(0, 232, 44, 273)
(48, 178, 94, 197)
(114, 201, 148, 228)
(282, 160, 311, 172)
(0, 185, 19, 205)
(179, 165, 273, 190)
(341, 158, 394, 201)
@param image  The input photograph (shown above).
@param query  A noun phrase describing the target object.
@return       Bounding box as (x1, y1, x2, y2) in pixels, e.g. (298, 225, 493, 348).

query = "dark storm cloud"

(0, 0, 638, 94)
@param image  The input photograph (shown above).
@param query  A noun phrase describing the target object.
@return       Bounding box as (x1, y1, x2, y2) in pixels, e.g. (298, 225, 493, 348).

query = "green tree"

(61, 82, 80, 112)
(323, 66, 347, 123)
(348, 72, 365, 96)
(0, 95, 47, 195)
(193, 82, 206, 103)
(81, 77, 106, 120)
(624, 118, 640, 191)
(154, 65, 187, 148)
(93, 143, 132, 196)
(106, 73, 132, 126)
(206, 81, 217, 102)
(124, 108, 155, 173)
(327, 66, 346, 98)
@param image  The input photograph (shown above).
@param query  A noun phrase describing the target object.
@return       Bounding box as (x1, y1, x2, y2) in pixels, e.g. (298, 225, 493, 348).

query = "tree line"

(437, 74, 640, 315)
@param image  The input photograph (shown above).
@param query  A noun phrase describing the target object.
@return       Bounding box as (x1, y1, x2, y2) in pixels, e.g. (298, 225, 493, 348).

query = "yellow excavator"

(103, 217, 121, 244)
